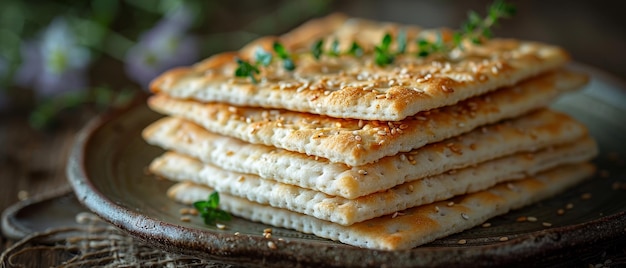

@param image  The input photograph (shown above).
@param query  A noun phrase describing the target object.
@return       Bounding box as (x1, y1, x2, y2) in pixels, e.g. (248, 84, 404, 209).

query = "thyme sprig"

(418, 0, 516, 57)
(193, 191, 231, 225)
(455, 0, 516, 47)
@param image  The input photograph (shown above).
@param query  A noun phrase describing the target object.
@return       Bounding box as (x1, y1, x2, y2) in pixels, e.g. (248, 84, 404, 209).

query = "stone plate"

(67, 64, 626, 267)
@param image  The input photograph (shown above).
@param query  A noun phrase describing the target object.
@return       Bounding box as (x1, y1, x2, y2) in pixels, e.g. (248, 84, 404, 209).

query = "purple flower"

(125, 5, 199, 90)
(15, 18, 90, 99)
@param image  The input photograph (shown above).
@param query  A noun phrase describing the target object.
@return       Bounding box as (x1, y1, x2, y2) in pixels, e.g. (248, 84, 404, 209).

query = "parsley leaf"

(234, 58, 260, 83)
(329, 39, 341, 57)
(374, 33, 395, 66)
(193, 192, 231, 225)
(311, 39, 324, 60)
(254, 47, 273, 67)
(347, 41, 363, 57)
(273, 42, 296, 71)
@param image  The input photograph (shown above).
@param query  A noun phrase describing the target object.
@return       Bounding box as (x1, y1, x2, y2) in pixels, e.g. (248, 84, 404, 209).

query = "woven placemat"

(1, 212, 237, 267)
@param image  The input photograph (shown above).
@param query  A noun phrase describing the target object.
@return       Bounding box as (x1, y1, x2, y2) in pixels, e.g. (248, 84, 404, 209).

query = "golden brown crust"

(148, 69, 588, 166)
(149, 15, 573, 121)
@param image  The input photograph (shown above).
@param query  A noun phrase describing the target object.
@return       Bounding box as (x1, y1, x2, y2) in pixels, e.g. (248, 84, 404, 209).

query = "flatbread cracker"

(143, 109, 589, 198)
(151, 15, 572, 121)
(151, 136, 596, 225)
(168, 163, 595, 250)
(148, 69, 588, 166)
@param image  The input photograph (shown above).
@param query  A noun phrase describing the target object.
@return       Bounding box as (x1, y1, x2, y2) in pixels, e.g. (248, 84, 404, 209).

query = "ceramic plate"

(67, 64, 626, 267)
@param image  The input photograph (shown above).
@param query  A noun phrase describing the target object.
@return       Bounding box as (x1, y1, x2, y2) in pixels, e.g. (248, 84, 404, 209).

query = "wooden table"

(0, 112, 86, 251)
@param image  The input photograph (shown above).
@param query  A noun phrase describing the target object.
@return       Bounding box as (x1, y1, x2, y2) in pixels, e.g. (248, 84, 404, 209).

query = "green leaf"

(234, 58, 260, 83)
(381, 33, 392, 50)
(347, 41, 363, 57)
(193, 192, 231, 225)
(193, 200, 209, 210)
(208, 192, 220, 208)
(254, 47, 272, 67)
(397, 29, 407, 54)
(375, 46, 394, 66)
(417, 39, 431, 57)
(283, 58, 295, 71)
(273, 41, 296, 71)
(329, 38, 340, 57)
(273, 42, 289, 59)
(374, 33, 395, 66)
(311, 39, 324, 60)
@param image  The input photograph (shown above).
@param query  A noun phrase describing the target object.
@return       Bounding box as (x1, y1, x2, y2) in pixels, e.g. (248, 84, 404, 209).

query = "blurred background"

(0, 0, 625, 128)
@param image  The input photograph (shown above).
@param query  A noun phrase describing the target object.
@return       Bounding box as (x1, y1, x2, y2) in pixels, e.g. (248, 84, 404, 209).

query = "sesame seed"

(264, 228, 273, 234)
(435, 206, 440, 213)
(527, 216, 537, 222)
(542, 222, 553, 227)
(392, 211, 405, 218)
(499, 237, 509, 242)
(358, 169, 368, 175)
(461, 213, 469, 220)
(447, 201, 455, 207)
(180, 216, 191, 222)
(516, 216, 527, 222)
(264, 233, 272, 239)
(216, 223, 227, 230)
(482, 223, 491, 228)
(267, 241, 277, 250)
(506, 183, 517, 191)
(354, 135, 362, 141)
(458, 239, 467, 245)
(581, 193, 592, 200)
(557, 209, 565, 215)
(566, 203, 574, 210)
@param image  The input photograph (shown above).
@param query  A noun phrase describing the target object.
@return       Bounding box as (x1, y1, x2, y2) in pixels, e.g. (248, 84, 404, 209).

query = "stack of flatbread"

(142, 14, 597, 250)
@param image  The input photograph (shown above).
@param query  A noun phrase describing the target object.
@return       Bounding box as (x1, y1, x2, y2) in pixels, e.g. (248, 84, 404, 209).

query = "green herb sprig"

(234, 58, 260, 83)
(236, 0, 514, 75)
(374, 33, 395, 66)
(273, 42, 296, 71)
(454, 0, 516, 47)
(417, 0, 515, 57)
(193, 192, 231, 225)
(234, 42, 295, 83)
